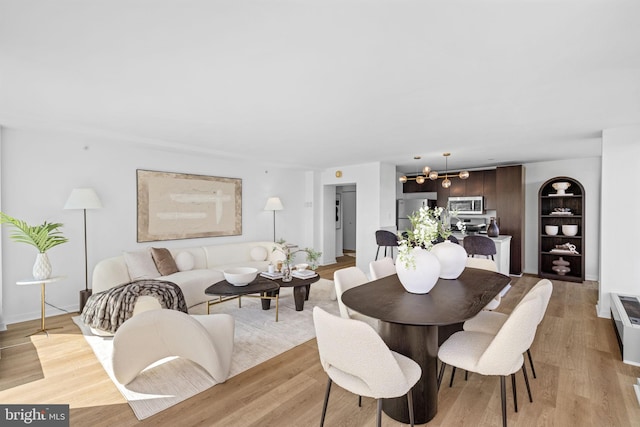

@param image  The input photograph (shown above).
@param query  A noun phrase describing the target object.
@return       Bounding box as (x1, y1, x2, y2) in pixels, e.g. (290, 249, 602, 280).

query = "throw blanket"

(81, 279, 188, 333)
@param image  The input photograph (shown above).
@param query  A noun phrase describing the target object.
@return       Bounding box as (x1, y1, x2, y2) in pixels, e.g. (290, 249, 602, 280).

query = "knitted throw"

(80, 279, 188, 333)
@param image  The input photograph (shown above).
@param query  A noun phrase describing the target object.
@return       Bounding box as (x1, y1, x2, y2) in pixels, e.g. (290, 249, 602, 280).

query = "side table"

(17, 276, 64, 336)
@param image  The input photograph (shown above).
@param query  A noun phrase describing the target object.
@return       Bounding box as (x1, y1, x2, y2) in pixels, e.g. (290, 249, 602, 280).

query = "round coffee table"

(262, 274, 321, 311)
(205, 278, 280, 321)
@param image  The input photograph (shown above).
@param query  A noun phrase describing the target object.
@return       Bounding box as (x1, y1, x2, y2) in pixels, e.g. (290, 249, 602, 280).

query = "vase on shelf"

(430, 240, 467, 279)
(487, 217, 499, 237)
(396, 247, 441, 294)
(33, 252, 52, 280)
(552, 257, 570, 276)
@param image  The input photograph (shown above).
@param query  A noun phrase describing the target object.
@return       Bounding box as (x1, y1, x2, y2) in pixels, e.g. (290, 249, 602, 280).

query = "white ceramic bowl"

(545, 225, 559, 235)
(224, 267, 258, 286)
(562, 225, 578, 236)
(295, 263, 308, 271)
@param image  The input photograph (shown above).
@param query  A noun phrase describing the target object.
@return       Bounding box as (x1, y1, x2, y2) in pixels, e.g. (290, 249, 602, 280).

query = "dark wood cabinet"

(402, 177, 438, 194)
(464, 171, 484, 196)
(496, 165, 525, 276)
(483, 169, 497, 210)
(538, 177, 585, 283)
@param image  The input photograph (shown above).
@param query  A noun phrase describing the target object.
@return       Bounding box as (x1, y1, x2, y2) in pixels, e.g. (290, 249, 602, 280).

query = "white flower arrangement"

(397, 206, 452, 269)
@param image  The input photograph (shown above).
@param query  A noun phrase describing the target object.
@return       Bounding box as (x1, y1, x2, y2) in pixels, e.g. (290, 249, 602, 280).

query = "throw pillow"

(250, 246, 268, 261)
(123, 249, 161, 280)
(175, 251, 195, 271)
(151, 247, 179, 276)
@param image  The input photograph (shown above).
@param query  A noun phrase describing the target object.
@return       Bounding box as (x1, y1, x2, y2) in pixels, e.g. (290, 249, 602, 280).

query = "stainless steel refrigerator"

(396, 198, 436, 233)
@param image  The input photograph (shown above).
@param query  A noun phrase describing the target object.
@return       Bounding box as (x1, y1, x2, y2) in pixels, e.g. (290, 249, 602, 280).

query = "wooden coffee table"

(205, 278, 281, 321)
(261, 274, 321, 311)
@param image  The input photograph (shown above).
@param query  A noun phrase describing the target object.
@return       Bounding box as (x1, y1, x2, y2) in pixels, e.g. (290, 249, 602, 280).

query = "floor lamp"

(64, 188, 103, 312)
(264, 197, 284, 242)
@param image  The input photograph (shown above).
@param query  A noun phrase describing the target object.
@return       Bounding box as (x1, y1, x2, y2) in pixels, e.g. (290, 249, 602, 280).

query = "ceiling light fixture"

(398, 152, 470, 188)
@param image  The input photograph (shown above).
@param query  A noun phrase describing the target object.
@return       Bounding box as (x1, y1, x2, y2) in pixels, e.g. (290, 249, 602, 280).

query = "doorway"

(337, 185, 357, 258)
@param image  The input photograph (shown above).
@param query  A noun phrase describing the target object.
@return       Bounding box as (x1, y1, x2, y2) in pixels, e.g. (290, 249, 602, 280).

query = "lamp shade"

(264, 197, 284, 211)
(64, 188, 103, 210)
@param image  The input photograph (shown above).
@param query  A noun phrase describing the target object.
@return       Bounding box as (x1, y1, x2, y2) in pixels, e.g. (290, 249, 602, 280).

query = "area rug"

(72, 278, 339, 420)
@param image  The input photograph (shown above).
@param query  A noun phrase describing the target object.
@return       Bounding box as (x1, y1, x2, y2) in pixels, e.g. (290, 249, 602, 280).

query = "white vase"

(396, 247, 441, 294)
(33, 252, 52, 280)
(431, 240, 467, 279)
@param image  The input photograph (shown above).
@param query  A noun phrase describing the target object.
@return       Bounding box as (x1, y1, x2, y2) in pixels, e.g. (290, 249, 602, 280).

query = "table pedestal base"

(378, 322, 439, 424)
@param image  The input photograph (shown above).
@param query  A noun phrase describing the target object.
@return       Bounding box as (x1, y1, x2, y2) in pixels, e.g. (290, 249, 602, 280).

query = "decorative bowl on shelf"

(545, 225, 559, 235)
(224, 267, 259, 286)
(551, 182, 571, 195)
(562, 225, 578, 236)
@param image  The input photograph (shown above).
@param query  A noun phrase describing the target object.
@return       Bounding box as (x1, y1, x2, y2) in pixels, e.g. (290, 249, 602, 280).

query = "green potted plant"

(0, 212, 68, 279)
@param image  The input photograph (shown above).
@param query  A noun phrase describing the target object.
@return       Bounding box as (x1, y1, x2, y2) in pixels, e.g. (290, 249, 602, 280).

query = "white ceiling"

(1, 1, 638, 173)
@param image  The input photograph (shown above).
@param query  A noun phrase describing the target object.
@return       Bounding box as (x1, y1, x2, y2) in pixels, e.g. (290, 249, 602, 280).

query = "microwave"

(448, 196, 484, 215)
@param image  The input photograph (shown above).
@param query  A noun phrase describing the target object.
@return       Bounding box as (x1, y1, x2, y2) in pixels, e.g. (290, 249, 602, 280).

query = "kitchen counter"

(451, 233, 512, 276)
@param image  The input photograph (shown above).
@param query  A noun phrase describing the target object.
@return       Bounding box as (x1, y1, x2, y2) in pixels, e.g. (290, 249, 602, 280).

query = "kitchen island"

(451, 233, 512, 275)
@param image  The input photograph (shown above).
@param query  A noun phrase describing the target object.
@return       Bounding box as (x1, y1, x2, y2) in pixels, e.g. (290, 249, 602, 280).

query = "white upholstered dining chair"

(369, 257, 396, 280)
(333, 266, 379, 330)
(438, 295, 543, 427)
(463, 278, 553, 379)
(313, 307, 421, 427)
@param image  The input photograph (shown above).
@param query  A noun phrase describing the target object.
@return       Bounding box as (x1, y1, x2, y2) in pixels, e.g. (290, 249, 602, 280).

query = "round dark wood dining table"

(341, 267, 511, 424)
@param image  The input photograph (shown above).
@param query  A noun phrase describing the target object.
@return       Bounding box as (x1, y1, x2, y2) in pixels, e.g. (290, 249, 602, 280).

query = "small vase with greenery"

(273, 239, 323, 271)
(0, 212, 68, 279)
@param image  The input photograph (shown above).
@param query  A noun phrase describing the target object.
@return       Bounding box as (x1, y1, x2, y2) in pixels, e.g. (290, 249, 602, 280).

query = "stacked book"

(292, 269, 317, 279)
(260, 271, 284, 280)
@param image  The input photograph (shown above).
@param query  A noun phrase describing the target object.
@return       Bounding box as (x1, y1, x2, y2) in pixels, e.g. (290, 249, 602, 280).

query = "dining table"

(341, 267, 511, 424)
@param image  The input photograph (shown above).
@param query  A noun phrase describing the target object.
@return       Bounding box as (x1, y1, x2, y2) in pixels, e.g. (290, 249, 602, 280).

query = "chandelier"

(399, 152, 470, 189)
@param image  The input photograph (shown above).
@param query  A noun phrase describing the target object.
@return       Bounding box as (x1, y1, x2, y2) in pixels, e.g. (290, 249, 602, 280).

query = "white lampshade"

(64, 188, 103, 210)
(264, 197, 284, 211)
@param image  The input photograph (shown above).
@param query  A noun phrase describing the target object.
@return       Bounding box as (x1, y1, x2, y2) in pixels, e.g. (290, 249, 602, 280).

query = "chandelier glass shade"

(398, 153, 469, 188)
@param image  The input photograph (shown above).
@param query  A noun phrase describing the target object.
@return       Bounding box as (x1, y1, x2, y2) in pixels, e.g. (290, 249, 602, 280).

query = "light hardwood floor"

(1, 256, 639, 426)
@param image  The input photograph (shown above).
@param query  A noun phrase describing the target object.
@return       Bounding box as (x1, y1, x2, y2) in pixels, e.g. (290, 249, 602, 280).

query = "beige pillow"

(151, 247, 179, 276)
(123, 250, 160, 280)
(175, 251, 195, 271)
(250, 246, 268, 261)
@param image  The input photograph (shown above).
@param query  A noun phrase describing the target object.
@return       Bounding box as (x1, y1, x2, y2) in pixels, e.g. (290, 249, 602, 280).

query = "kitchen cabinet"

(402, 176, 438, 193)
(496, 165, 525, 275)
(483, 169, 497, 210)
(538, 177, 585, 282)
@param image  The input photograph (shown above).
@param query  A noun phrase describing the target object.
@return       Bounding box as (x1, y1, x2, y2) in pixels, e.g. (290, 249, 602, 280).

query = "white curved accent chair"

(465, 257, 502, 310)
(112, 309, 235, 385)
(369, 257, 396, 280)
(313, 307, 421, 427)
(463, 278, 553, 379)
(438, 295, 543, 427)
(334, 266, 379, 330)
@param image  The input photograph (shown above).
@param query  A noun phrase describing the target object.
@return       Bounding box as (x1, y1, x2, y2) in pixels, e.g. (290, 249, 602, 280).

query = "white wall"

(0, 130, 4, 330)
(597, 125, 640, 317)
(320, 162, 396, 274)
(1, 128, 309, 324)
(523, 157, 601, 281)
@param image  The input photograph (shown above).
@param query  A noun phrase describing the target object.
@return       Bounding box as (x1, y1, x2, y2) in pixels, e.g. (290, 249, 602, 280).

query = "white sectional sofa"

(92, 241, 285, 316)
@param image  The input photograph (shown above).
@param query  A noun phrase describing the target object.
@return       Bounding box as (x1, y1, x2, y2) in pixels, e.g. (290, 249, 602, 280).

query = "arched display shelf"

(538, 176, 585, 283)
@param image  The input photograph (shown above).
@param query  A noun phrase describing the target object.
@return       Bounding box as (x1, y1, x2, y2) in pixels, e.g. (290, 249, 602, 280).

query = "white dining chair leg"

(522, 363, 533, 403)
(511, 373, 518, 412)
(320, 378, 332, 427)
(500, 376, 507, 427)
(407, 389, 415, 427)
(527, 348, 537, 378)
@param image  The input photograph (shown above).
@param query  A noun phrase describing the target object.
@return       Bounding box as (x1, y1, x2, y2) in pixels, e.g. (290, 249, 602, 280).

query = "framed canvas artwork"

(137, 169, 242, 242)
